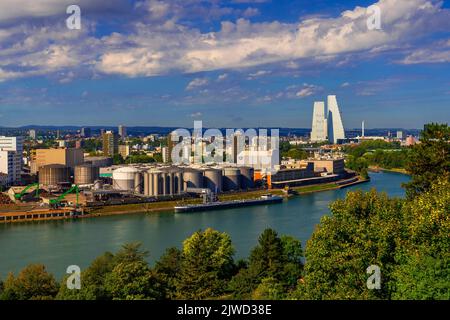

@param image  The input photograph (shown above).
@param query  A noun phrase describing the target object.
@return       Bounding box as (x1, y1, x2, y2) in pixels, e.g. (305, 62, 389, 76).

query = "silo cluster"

(239, 167, 255, 189)
(39, 164, 71, 186)
(183, 169, 203, 189)
(143, 167, 183, 197)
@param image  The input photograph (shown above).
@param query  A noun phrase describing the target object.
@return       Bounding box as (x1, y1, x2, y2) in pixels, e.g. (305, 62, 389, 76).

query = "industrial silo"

(39, 164, 71, 186)
(183, 169, 203, 189)
(112, 167, 140, 192)
(238, 166, 254, 189)
(203, 168, 223, 193)
(74, 164, 100, 185)
(223, 167, 241, 191)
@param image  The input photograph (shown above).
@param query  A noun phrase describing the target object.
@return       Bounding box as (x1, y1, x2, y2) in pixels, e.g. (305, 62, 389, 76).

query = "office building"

(0, 136, 24, 184)
(327, 95, 346, 144)
(103, 131, 119, 157)
(162, 147, 170, 163)
(33, 148, 84, 173)
(310, 101, 327, 142)
(118, 125, 127, 138)
(397, 131, 403, 140)
(0, 151, 15, 186)
(310, 95, 346, 144)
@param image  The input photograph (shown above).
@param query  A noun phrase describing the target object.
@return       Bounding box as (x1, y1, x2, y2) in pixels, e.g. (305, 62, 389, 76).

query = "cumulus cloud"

(0, 0, 449, 82)
(296, 83, 322, 98)
(186, 78, 209, 90)
(399, 40, 450, 64)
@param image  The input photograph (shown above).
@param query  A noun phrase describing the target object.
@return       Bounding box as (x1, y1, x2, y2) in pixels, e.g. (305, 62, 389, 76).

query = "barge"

(174, 194, 283, 213)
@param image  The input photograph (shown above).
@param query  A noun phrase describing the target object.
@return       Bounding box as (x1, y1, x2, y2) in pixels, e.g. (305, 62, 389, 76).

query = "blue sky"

(0, 0, 449, 129)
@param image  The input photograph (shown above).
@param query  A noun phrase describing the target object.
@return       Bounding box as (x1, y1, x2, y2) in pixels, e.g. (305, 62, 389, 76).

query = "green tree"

(295, 190, 404, 300)
(252, 277, 285, 300)
(104, 261, 160, 300)
(0, 264, 59, 300)
(114, 242, 149, 264)
(154, 247, 182, 299)
(57, 252, 116, 300)
(404, 123, 449, 198)
(177, 228, 235, 299)
(113, 154, 124, 165)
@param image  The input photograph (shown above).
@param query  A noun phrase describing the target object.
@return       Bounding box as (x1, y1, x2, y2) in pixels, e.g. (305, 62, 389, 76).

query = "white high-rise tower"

(326, 95, 345, 144)
(310, 101, 327, 142)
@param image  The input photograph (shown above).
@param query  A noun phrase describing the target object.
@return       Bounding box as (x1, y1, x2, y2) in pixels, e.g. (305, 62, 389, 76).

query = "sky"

(0, 0, 449, 129)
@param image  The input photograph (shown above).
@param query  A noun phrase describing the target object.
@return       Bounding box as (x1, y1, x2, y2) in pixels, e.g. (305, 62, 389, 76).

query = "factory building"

(33, 148, 84, 174)
(84, 156, 113, 168)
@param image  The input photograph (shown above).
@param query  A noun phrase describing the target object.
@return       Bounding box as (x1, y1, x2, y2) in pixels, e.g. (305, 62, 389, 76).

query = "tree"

(252, 277, 285, 300)
(104, 261, 160, 300)
(114, 242, 149, 264)
(113, 154, 124, 165)
(154, 247, 182, 299)
(57, 252, 116, 300)
(177, 228, 235, 299)
(280, 235, 304, 288)
(404, 123, 449, 198)
(295, 190, 404, 300)
(0, 264, 59, 300)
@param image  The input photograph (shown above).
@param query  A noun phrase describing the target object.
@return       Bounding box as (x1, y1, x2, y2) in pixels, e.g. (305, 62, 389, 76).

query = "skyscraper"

(81, 127, 91, 138)
(102, 131, 119, 157)
(326, 95, 345, 144)
(310, 101, 327, 142)
(118, 125, 127, 138)
(29, 129, 36, 140)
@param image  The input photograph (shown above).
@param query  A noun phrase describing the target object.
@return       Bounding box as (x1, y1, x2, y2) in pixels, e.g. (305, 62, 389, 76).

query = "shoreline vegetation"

(368, 166, 409, 175)
(1, 175, 371, 223)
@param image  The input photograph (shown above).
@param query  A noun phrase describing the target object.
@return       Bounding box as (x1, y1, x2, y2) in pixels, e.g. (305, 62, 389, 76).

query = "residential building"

(103, 131, 119, 157)
(0, 136, 24, 184)
(118, 125, 127, 138)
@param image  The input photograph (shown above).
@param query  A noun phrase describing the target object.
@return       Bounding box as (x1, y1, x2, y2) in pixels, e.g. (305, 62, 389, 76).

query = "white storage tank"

(112, 167, 141, 192)
(203, 168, 223, 193)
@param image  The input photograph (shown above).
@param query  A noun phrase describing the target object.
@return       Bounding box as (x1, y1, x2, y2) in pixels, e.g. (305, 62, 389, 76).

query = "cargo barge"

(174, 194, 283, 213)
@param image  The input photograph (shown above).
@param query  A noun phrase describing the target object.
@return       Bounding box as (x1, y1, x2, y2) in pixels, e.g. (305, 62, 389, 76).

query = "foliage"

(176, 228, 235, 299)
(0, 264, 59, 300)
(153, 247, 182, 300)
(403, 123, 450, 198)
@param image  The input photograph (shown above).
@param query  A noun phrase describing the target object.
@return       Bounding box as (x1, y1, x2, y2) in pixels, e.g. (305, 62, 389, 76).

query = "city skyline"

(0, 0, 449, 128)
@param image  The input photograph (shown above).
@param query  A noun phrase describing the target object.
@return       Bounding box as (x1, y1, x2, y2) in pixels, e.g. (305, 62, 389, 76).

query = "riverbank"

(0, 175, 370, 223)
(369, 166, 409, 175)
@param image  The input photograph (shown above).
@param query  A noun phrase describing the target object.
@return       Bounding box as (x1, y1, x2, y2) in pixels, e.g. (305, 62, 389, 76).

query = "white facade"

(118, 125, 127, 138)
(326, 95, 346, 144)
(310, 101, 327, 142)
(0, 136, 23, 184)
(0, 150, 14, 185)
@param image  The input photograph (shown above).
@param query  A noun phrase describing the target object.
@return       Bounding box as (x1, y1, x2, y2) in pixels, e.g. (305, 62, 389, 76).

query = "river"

(0, 172, 410, 279)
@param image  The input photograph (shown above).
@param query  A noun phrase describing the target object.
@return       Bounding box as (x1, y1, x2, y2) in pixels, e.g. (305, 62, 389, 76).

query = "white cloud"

(341, 82, 350, 87)
(247, 70, 271, 79)
(0, 0, 449, 82)
(296, 83, 322, 98)
(190, 111, 202, 117)
(217, 73, 228, 81)
(186, 78, 209, 90)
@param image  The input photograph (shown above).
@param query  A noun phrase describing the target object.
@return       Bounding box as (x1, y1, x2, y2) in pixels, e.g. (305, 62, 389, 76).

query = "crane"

(14, 183, 40, 201)
(49, 185, 80, 208)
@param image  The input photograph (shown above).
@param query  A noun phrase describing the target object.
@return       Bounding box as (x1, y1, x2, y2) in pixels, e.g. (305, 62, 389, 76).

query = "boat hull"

(174, 197, 283, 213)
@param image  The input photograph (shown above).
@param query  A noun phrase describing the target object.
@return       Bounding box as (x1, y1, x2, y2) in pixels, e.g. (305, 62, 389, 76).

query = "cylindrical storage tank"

(223, 167, 241, 191)
(183, 169, 203, 189)
(112, 167, 140, 191)
(143, 172, 149, 196)
(39, 164, 71, 186)
(238, 167, 254, 189)
(74, 164, 99, 185)
(134, 171, 143, 194)
(203, 168, 223, 193)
